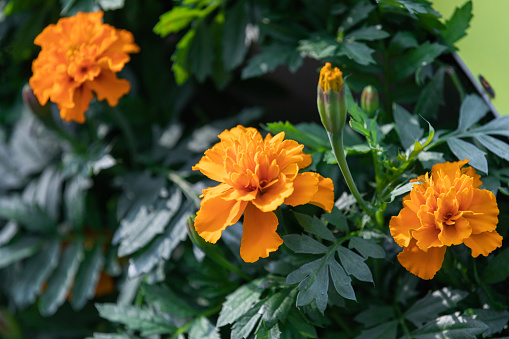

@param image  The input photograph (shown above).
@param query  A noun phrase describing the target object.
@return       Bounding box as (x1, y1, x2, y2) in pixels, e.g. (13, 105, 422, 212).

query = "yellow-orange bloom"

(193, 126, 335, 262)
(29, 11, 139, 123)
(390, 160, 502, 280)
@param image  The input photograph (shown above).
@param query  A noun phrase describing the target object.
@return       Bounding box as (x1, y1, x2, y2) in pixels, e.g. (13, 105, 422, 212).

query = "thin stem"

(328, 131, 371, 216)
(394, 302, 413, 339)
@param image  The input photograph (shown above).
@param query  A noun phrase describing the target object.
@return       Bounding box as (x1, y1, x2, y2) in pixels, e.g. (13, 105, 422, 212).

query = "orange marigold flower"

(390, 160, 502, 280)
(29, 11, 139, 123)
(192, 126, 335, 262)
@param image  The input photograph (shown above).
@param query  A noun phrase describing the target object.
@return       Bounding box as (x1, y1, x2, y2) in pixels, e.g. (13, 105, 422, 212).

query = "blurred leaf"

(154, 7, 204, 37)
(283, 235, 328, 254)
(298, 35, 338, 59)
(0, 221, 18, 246)
(447, 138, 487, 174)
(261, 288, 297, 328)
(65, 175, 93, 231)
(293, 212, 336, 242)
(286, 311, 317, 338)
(264, 121, 329, 151)
(70, 244, 104, 310)
(329, 259, 355, 301)
(0, 236, 44, 269)
(457, 94, 489, 132)
(39, 240, 84, 316)
(0, 195, 55, 233)
(127, 202, 193, 278)
(116, 188, 182, 257)
(414, 67, 445, 119)
(441, 1, 473, 47)
(348, 236, 385, 259)
(474, 134, 509, 162)
(345, 26, 390, 41)
(256, 322, 281, 339)
(322, 206, 349, 233)
(481, 247, 509, 284)
(388, 181, 415, 203)
(355, 305, 395, 327)
(389, 31, 418, 54)
(189, 316, 220, 339)
(172, 29, 196, 85)
(337, 246, 373, 283)
(404, 288, 468, 327)
(95, 303, 176, 336)
(393, 104, 424, 149)
(222, 0, 248, 71)
(116, 173, 166, 220)
(340, 1, 376, 31)
(356, 320, 398, 339)
(471, 309, 509, 337)
(217, 277, 265, 327)
(339, 41, 375, 65)
(11, 240, 59, 309)
(241, 45, 302, 79)
(394, 42, 447, 81)
(142, 283, 198, 318)
(189, 23, 215, 83)
(98, 0, 125, 10)
(231, 307, 262, 339)
(411, 314, 488, 339)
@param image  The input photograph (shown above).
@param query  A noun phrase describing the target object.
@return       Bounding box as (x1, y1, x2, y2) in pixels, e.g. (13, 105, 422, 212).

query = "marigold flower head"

(29, 11, 139, 123)
(319, 62, 343, 92)
(192, 126, 335, 262)
(390, 160, 502, 280)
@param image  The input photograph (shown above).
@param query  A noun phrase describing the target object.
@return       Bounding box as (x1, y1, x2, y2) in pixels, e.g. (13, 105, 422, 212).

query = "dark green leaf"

(96, 303, 176, 336)
(393, 104, 424, 149)
(340, 1, 376, 31)
(349, 236, 385, 259)
(231, 307, 262, 339)
(295, 264, 329, 314)
(414, 67, 446, 119)
(189, 316, 220, 339)
(441, 1, 473, 47)
(65, 175, 92, 231)
(11, 240, 59, 308)
(345, 26, 390, 41)
(355, 305, 395, 327)
(287, 257, 325, 285)
(217, 277, 265, 327)
(336, 246, 373, 282)
(286, 311, 318, 338)
(142, 283, 198, 318)
(189, 23, 215, 82)
(0, 196, 55, 233)
(475, 134, 509, 162)
(298, 35, 338, 59)
(404, 288, 468, 327)
(256, 322, 281, 339)
(468, 115, 509, 137)
(329, 259, 355, 301)
(0, 221, 18, 246)
(0, 236, 44, 269)
(471, 308, 509, 337)
(222, 0, 248, 70)
(293, 212, 336, 242)
(482, 247, 509, 284)
(412, 314, 488, 339)
(389, 31, 418, 54)
(356, 320, 398, 339)
(339, 41, 375, 65)
(457, 94, 489, 132)
(261, 288, 297, 328)
(39, 240, 84, 316)
(394, 42, 447, 81)
(322, 207, 349, 233)
(241, 45, 301, 79)
(71, 244, 104, 310)
(283, 234, 328, 254)
(447, 138, 487, 173)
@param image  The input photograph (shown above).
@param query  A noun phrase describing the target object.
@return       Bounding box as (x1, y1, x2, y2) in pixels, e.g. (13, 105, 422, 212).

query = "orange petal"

(461, 166, 482, 188)
(463, 189, 499, 234)
(463, 231, 503, 257)
(86, 69, 130, 106)
(309, 173, 334, 212)
(252, 175, 293, 212)
(240, 203, 283, 262)
(192, 146, 228, 183)
(58, 84, 94, 123)
(283, 172, 319, 207)
(438, 216, 471, 246)
(397, 239, 446, 280)
(431, 160, 469, 181)
(390, 207, 420, 248)
(194, 190, 247, 243)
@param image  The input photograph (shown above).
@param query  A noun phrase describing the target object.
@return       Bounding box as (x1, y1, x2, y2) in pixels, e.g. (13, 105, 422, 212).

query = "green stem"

(395, 302, 412, 339)
(328, 131, 371, 216)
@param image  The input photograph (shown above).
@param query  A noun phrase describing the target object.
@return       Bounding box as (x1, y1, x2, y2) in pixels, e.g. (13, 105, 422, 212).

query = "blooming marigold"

(390, 160, 502, 280)
(29, 11, 139, 123)
(192, 126, 335, 262)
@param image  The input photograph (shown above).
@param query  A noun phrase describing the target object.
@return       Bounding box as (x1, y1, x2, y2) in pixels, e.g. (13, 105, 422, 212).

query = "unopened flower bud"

(361, 85, 379, 117)
(22, 83, 51, 118)
(317, 62, 347, 134)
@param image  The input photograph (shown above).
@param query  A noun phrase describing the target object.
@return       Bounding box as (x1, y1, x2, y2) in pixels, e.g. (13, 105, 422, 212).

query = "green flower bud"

(360, 85, 379, 117)
(317, 63, 347, 134)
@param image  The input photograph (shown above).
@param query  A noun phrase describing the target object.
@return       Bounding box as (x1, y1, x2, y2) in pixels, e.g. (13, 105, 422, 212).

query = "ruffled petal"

(283, 172, 318, 207)
(86, 69, 130, 106)
(463, 231, 503, 257)
(252, 175, 294, 212)
(437, 216, 471, 246)
(397, 239, 446, 280)
(431, 160, 469, 181)
(192, 145, 228, 182)
(194, 190, 247, 243)
(58, 84, 94, 123)
(309, 173, 334, 212)
(240, 203, 283, 262)
(463, 189, 499, 234)
(390, 207, 420, 248)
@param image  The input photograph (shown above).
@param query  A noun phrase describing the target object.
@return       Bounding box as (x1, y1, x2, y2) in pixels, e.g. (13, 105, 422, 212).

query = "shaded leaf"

(0, 236, 44, 269)
(261, 288, 297, 328)
(481, 247, 509, 284)
(241, 45, 302, 79)
(471, 308, 509, 337)
(329, 259, 355, 301)
(355, 305, 395, 327)
(70, 244, 104, 310)
(349, 236, 385, 259)
(293, 212, 336, 242)
(345, 25, 390, 41)
(231, 307, 262, 339)
(447, 138, 487, 173)
(340, 41, 375, 65)
(283, 234, 328, 254)
(142, 283, 198, 318)
(393, 104, 424, 149)
(475, 134, 509, 162)
(337, 246, 373, 282)
(412, 314, 488, 339)
(457, 94, 489, 132)
(340, 1, 376, 31)
(394, 42, 447, 81)
(468, 115, 509, 137)
(356, 320, 398, 339)
(295, 264, 329, 314)
(322, 206, 349, 233)
(189, 316, 220, 339)
(222, 0, 248, 70)
(0, 196, 55, 233)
